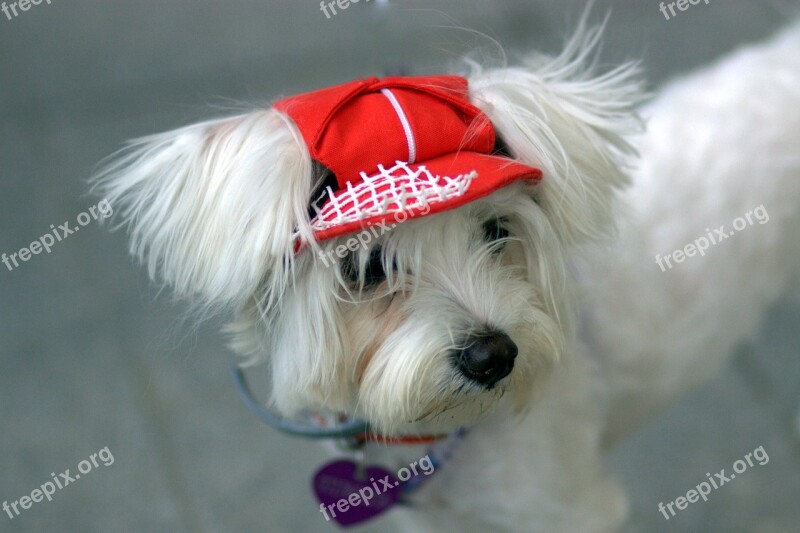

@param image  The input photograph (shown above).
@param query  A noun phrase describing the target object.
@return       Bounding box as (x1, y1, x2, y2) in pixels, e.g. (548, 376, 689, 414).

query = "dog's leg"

(592, 21, 800, 442)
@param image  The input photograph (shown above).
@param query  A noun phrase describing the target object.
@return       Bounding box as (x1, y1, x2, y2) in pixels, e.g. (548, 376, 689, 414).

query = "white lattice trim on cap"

(309, 161, 477, 233)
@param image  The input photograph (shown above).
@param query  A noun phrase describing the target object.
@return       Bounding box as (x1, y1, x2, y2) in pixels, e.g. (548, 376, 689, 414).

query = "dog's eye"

(482, 217, 509, 245)
(342, 247, 386, 288)
(362, 248, 387, 286)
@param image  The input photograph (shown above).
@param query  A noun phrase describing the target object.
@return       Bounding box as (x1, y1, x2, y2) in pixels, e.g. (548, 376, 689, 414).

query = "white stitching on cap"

(380, 88, 417, 164)
(306, 161, 477, 234)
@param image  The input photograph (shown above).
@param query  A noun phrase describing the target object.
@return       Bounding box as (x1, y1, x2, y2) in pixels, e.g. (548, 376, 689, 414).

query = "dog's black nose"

(456, 331, 518, 388)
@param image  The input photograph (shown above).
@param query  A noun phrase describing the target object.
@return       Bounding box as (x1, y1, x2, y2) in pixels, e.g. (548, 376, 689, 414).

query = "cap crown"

(275, 75, 495, 188)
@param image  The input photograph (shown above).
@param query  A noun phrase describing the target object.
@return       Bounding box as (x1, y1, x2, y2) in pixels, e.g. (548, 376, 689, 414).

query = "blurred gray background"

(1, 1, 799, 531)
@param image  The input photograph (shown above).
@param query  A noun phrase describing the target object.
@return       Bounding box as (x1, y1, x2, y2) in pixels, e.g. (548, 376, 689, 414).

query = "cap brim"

(309, 152, 542, 242)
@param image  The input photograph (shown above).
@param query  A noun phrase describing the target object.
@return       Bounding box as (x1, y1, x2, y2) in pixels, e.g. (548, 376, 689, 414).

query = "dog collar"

(231, 364, 453, 446)
(233, 364, 469, 526)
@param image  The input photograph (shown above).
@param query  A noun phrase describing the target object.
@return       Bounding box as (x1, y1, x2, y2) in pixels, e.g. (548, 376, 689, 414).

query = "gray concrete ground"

(1, 1, 798, 531)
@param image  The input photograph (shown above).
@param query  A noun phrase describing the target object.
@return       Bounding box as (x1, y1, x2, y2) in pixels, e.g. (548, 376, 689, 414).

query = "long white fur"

(91, 17, 800, 532)
(468, 20, 643, 246)
(594, 20, 800, 442)
(92, 109, 316, 314)
(393, 21, 800, 532)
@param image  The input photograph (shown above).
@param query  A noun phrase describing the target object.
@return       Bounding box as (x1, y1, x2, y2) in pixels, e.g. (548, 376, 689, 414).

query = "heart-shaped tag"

(313, 460, 402, 527)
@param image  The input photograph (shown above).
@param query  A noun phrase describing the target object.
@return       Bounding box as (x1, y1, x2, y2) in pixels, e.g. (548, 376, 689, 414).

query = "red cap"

(275, 75, 542, 242)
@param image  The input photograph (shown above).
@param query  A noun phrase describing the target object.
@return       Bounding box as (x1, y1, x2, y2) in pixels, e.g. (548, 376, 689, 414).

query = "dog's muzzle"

(454, 330, 518, 388)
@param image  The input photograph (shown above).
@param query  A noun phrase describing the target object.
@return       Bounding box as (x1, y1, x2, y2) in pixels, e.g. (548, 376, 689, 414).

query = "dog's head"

(93, 28, 641, 434)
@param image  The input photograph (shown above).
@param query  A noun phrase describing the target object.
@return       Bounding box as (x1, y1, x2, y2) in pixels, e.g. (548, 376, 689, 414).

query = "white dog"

(92, 17, 800, 532)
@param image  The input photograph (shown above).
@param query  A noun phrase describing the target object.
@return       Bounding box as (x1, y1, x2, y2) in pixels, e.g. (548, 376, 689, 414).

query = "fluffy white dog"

(92, 17, 800, 532)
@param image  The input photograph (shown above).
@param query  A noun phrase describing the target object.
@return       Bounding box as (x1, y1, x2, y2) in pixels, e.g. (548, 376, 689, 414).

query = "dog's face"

(262, 183, 567, 433)
(93, 29, 641, 434)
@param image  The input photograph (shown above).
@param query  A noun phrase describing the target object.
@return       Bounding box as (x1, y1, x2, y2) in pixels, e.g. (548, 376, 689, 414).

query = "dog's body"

(399, 22, 800, 532)
(93, 19, 800, 532)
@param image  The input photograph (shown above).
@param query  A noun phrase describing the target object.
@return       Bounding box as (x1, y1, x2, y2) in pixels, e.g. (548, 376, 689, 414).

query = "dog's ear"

(91, 109, 314, 311)
(468, 24, 644, 245)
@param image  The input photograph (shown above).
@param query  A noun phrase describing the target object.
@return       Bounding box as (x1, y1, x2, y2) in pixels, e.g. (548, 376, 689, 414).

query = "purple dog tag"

(313, 460, 402, 527)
